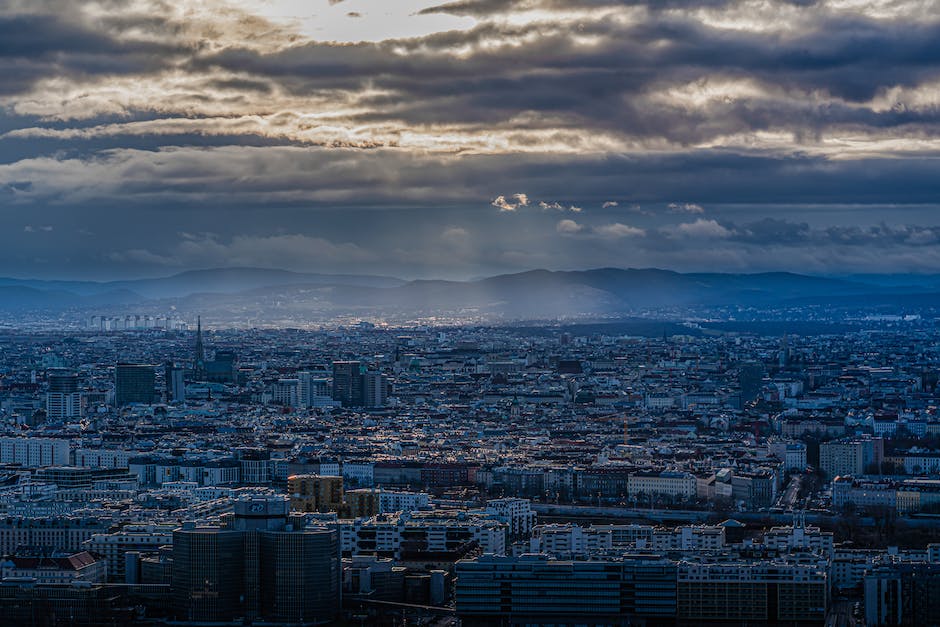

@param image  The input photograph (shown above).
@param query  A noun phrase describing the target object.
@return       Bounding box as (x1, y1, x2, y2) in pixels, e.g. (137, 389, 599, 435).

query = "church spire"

(194, 315, 205, 379)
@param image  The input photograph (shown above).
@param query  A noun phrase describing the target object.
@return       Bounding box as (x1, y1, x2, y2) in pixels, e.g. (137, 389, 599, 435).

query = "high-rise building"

(172, 496, 340, 624)
(164, 362, 185, 403)
(205, 350, 237, 383)
(332, 361, 388, 408)
(259, 527, 340, 624)
(46, 369, 81, 420)
(298, 372, 333, 408)
(332, 360, 363, 407)
(114, 363, 156, 406)
(172, 526, 245, 622)
(363, 371, 388, 408)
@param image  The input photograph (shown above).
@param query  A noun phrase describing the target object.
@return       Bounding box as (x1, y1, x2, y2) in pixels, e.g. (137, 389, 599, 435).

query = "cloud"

(594, 222, 646, 238)
(668, 202, 705, 214)
(556, 219, 645, 238)
(556, 218, 584, 234)
(539, 201, 581, 212)
(1, 0, 940, 279)
(671, 218, 733, 239)
(492, 193, 529, 211)
(442, 226, 470, 240)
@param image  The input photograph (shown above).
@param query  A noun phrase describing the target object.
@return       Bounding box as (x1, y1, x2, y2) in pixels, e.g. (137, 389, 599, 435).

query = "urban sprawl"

(0, 318, 938, 625)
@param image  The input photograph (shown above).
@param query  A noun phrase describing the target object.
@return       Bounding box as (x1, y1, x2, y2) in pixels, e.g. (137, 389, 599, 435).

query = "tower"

(115, 364, 156, 406)
(194, 316, 206, 380)
(332, 361, 364, 407)
(46, 369, 81, 420)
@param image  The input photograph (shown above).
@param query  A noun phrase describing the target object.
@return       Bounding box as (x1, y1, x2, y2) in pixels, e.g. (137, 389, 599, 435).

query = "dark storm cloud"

(418, 0, 743, 16)
(0, 9, 192, 95)
(184, 9, 940, 144)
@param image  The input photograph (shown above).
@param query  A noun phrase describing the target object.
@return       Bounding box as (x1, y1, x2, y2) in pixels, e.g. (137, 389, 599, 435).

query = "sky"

(2, 0, 940, 280)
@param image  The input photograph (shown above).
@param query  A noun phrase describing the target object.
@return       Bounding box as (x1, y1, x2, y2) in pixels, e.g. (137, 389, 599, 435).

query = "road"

(826, 600, 860, 627)
(777, 474, 803, 510)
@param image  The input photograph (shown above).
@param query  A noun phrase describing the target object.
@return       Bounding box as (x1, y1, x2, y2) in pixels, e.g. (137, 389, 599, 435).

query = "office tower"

(363, 371, 388, 408)
(288, 474, 344, 513)
(114, 363, 156, 406)
(172, 496, 340, 624)
(46, 369, 81, 420)
(332, 360, 364, 407)
(164, 362, 185, 403)
(172, 527, 246, 622)
(298, 372, 332, 408)
(205, 350, 237, 383)
(259, 527, 340, 624)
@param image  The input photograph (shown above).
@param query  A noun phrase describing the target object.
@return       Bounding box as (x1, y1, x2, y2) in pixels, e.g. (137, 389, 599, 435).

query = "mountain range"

(0, 267, 935, 322)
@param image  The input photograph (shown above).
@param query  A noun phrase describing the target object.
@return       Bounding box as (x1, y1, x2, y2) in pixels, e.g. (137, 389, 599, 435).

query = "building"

(271, 378, 300, 407)
(288, 474, 344, 513)
(0, 437, 69, 468)
(85, 525, 174, 582)
(297, 372, 334, 408)
(379, 490, 430, 514)
(865, 563, 940, 626)
(332, 361, 364, 407)
(164, 362, 185, 403)
(338, 513, 507, 559)
(677, 561, 828, 624)
(628, 471, 697, 501)
(114, 363, 156, 406)
(205, 350, 237, 383)
(172, 526, 245, 622)
(363, 370, 388, 408)
(820, 438, 884, 478)
(0, 549, 106, 585)
(456, 553, 677, 626)
(172, 495, 340, 624)
(484, 498, 537, 539)
(345, 488, 380, 518)
(0, 517, 109, 556)
(258, 526, 340, 623)
(45, 370, 81, 420)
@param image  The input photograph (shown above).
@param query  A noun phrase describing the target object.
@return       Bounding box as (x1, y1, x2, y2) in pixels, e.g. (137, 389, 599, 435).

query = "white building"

(0, 437, 70, 468)
(484, 498, 537, 538)
(628, 471, 697, 500)
(379, 490, 430, 514)
(84, 524, 175, 582)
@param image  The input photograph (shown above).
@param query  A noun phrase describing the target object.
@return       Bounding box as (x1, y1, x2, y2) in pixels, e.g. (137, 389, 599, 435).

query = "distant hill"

(0, 267, 406, 302)
(0, 266, 930, 321)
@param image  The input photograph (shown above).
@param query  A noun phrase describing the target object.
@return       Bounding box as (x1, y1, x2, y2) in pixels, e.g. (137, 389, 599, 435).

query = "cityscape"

(0, 293, 938, 625)
(4, 0, 940, 625)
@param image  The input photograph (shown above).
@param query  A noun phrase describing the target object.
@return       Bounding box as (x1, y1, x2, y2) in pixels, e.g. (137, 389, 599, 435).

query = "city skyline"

(2, 0, 940, 279)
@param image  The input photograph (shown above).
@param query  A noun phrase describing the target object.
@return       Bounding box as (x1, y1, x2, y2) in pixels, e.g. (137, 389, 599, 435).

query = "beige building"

(288, 474, 344, 513)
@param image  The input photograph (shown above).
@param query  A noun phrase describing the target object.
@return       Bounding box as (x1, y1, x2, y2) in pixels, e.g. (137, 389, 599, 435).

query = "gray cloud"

(0, 0, 939, 278)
